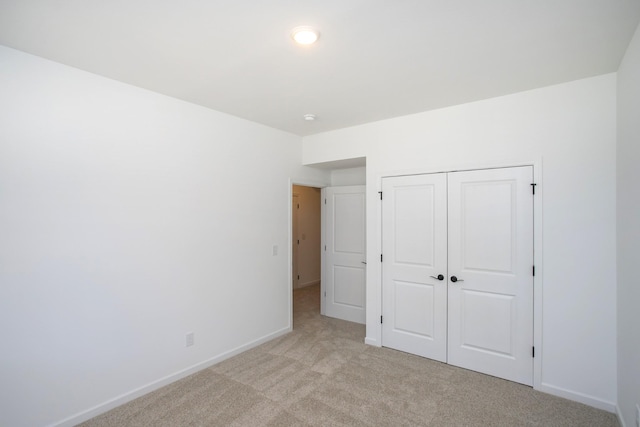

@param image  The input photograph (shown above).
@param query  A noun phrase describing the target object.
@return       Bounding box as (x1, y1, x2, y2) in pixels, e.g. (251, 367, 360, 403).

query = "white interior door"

(381, 174, 448, 361)
(447, 166, 534, 385)
(324, 185, 366, 324)
(380, 166, 534, 385)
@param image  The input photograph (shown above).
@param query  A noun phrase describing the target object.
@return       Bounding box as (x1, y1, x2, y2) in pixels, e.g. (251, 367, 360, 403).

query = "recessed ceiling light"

(291, 26, 319, 45)
(303, 114, 317, 121)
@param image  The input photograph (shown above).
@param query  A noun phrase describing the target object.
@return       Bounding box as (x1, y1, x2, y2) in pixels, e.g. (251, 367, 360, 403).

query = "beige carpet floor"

(81, 284, 618, 426)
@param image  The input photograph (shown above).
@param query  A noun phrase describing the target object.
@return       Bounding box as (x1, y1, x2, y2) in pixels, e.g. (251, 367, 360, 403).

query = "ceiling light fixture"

(291, 26, 319, 45)
(303, 114, 317, 121)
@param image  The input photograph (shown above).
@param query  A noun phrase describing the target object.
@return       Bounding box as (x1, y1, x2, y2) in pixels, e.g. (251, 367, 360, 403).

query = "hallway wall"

(292, 185, 322, 289)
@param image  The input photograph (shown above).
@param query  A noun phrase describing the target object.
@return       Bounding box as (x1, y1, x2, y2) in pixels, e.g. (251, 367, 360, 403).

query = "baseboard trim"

(617, 405, 628, 427)
(364, 337, 380, 347)
(51, 326, 292, 427)
(537, 382, 617, 413)
(295, 280, 320, 289)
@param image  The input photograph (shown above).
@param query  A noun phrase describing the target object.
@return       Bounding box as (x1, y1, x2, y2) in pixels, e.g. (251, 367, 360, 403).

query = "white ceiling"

(1, 1, 639, 136)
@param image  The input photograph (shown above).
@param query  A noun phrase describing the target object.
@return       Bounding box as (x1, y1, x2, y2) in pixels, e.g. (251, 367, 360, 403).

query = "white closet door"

(324, 186, 366, 324)
(381, 174, 448, 361)
(447, 166, 534, 385)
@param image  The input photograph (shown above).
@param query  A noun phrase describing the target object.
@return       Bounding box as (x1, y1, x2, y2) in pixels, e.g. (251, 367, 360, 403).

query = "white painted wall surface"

(331, 167, 366, 186)
(617, 22, 640, 427)
(292, 185, 321, 288)
(303, 74, 618, 410)
(0, 45, 329, 427)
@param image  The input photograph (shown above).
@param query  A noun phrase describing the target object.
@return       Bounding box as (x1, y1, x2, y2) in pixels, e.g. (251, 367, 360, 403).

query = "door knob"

(430, 274, 445, 281)
(450, 276, 464, 283)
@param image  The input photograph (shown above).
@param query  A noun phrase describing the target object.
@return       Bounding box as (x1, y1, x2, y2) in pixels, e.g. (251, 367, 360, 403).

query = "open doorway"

(290, 162, 367, 331)
(292, 185, 322, 327)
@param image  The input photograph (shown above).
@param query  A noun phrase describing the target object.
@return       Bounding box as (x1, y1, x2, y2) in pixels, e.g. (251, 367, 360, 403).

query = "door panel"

(325, 186, 366, 324)
(448, 166, 533, 385)
(394, 185, 437, 265)
(460, 290, 514, 355)
(333, 265, 365, 308)
(382, 174, 448, 361)
(393, 280, 435, 336)
(461, 181, 515, 273)
(334, 193, 365, 254)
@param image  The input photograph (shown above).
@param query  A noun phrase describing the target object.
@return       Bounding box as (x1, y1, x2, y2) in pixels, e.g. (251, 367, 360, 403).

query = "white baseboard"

(52, 326, 292, 427)
(537, 382, 617, 413)
(617, 405, 628, 427)
(296, 279, 320, 289)
(364, 336, 380, 347)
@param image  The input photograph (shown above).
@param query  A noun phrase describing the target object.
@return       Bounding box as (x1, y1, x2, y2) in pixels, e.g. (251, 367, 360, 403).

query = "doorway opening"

(292, 185, 322, 328)
(290, 160, 367, 332)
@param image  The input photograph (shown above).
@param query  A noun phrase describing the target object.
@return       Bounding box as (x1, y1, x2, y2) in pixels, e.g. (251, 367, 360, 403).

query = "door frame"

(292, 193, 300, 290)
(374, 159, 543, 390)
(288, 179, 327, 330)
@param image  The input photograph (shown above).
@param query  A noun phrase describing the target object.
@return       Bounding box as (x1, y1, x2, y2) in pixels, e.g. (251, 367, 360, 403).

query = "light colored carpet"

(81, 284, 618, 426)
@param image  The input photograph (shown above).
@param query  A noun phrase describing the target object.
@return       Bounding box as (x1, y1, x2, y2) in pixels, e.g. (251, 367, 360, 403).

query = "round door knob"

(451, 276, 458, 283)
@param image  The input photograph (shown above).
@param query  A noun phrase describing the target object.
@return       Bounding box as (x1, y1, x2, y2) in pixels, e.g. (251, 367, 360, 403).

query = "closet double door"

(382, 166, 533, 385)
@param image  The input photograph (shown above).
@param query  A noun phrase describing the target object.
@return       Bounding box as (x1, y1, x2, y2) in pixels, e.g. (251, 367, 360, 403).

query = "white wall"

(331, 167, 366, 186)
(617, 22, 640, 427)
(303, 74, 618, 411)
(292, 185, 321, 288)
(0, 45, 329, 427)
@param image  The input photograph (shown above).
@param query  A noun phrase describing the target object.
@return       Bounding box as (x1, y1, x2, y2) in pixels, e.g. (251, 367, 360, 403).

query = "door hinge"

(531, 183, 537, 195)
(324, 245, 327, 251)
(297, 275, 300, 280)
(297, 203, 300, 209)
(532, 265, 535, 276)
(532, 346, 535, 358)
(324, 198, 327, 204)
(378, 191, 383, 200)
(380, 254, 383, 262)
(324, 291, 326, 297)
(297, 239, 300, 245)
(380, 315, 383, 324)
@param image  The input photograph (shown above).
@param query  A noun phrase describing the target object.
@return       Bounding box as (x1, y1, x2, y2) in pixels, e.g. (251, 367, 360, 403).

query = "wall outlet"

(186, 332, 194, 347)
(635, 403, 639, 427)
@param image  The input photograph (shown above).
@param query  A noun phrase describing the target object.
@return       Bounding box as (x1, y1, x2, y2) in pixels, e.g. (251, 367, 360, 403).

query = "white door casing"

(324, 185, 366, 324)
(292, 194, 300, 289)
(381, 174, 448, 361)
(381, 166, 534, 385)
(447, 166, 533, 385)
